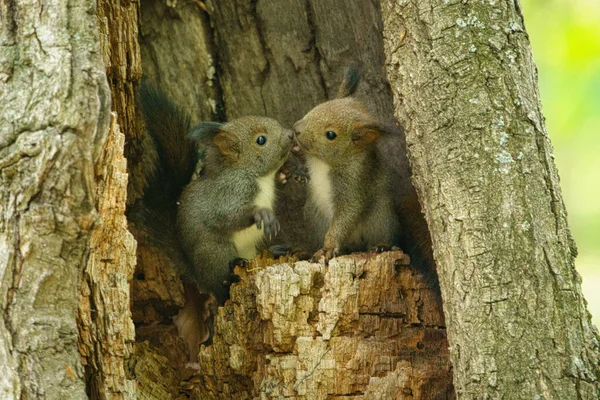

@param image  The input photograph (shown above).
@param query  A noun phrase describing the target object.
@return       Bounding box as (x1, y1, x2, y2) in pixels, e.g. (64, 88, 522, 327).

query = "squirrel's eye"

(256, 135, 267, 146)
(325, 131, 337, 140)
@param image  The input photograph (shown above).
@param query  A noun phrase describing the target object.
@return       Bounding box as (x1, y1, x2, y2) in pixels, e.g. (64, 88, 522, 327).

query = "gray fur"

(178, 116, 293, 304)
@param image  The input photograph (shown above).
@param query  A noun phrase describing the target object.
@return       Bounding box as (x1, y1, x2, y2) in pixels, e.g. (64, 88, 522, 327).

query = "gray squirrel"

(293, 68, 438, 286)
(178, 116, 293, 304)
(133, 82, 293, 354)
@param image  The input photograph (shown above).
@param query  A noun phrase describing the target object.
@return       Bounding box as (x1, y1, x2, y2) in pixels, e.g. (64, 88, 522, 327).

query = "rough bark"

(139, 0, 221, 124)
(381, 1, 600, 398)
(96, 0, 145, 205)
(77, 114, 136, 400)
(196, 251, 452, 399)
(0, 0, 110, 398)
(206, 0, 394, 125)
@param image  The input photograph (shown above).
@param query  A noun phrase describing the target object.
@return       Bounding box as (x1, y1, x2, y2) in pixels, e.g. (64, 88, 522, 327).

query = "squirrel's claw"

(371, 244, 391, 254)
(311, 247, 338, 264)
(229, 257, 249, 271)
(254, 208, 279, 240)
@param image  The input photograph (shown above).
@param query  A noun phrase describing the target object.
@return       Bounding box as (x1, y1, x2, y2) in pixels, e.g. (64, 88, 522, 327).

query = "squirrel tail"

(131, 81, 199, 275)
(139, 81, 198, 204)
(133, 81, 211, 358)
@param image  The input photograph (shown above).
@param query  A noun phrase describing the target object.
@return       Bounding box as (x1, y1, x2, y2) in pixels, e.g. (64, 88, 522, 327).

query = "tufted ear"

(351, 121, 402, 145)
(351, 122, 380, 145)
(336, 67, 361, 99)
(187, 122, 224, 142)
(213, 131, 241, 159)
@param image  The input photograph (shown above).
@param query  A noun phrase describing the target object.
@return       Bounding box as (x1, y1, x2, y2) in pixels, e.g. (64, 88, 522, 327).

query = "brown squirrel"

(132, 82, 293, 356)
(293, 68, 438, 286)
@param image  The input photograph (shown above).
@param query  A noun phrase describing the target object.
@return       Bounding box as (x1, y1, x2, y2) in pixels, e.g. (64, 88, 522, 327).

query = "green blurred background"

(521, 0, 599, 324)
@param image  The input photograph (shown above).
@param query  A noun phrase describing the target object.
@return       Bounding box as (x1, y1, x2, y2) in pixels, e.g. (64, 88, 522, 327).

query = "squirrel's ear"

(336, 67, 361, 98)
(188, 122, 224, 142)
(213, 131, 241, 159)
(351, 122, 380, 144)
(351, 121, 401, 144)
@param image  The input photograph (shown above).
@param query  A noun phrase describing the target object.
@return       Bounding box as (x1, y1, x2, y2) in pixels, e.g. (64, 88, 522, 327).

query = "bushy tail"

(139, 81, 198, 206)
(132, 82, 216, 357)
(395, 194, 439, 290)
(379, 129, 440, 290)
(131, 81, 199, 275)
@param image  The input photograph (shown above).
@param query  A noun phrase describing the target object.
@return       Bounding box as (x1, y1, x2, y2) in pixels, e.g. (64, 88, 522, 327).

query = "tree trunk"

(380, 1, 600, 398)
(0, 0, 110, 398)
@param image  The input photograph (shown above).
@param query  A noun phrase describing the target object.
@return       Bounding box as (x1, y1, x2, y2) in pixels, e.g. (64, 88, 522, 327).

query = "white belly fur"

(232, 171, 276, 259)
(307, 156, 334, 222)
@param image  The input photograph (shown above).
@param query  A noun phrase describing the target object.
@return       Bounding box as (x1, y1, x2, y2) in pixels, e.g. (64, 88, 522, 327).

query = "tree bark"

(139, 0, 220, 124)
(206, 0, 395, 125)
(196, 251, 452, 399)
(77, 114, 136, 400)
(96, 0, 145, 206)
(0, 0, 110, 398)
(381, 1, 600, 398)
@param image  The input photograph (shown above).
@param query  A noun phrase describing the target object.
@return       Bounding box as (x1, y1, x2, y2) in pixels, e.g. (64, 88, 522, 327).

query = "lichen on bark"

(0, 0, 110, 397)
(381, 0, 600, 397)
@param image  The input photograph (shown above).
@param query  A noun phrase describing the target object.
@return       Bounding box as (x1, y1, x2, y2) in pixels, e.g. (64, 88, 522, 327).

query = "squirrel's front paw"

(370, 244, 391, 254)
(311, 247, 338, 264)
(254, 208, 280, 240)
(229, 257, 249, 270)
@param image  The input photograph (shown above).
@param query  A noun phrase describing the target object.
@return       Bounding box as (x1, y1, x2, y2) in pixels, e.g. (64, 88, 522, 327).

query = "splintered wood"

(196, 251, 453, 399)
(77, 114, 137, 399)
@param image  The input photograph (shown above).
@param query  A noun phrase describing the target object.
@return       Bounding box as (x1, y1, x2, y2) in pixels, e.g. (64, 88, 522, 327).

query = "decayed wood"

(133, 341, 199, 400)
(78, 114, 137, 400)
(127, 220, 191, 371)
(195, 251, 452, 399)
(96, 0, 146, 205)
(381, 1, 600, 397)
(94, 0, 199, 392)
(0, 0, 110, 397)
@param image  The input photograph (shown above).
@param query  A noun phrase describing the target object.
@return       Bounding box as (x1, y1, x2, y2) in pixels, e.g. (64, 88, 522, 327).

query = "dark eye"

(325, 131, 337, 140)
(256, 135, 267, 145)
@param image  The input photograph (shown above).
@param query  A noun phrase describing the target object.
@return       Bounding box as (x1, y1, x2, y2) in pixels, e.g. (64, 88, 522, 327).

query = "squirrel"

(133, 82, 293, 356)
(177, 115, 294, 304)
(292, 68, 438, 287)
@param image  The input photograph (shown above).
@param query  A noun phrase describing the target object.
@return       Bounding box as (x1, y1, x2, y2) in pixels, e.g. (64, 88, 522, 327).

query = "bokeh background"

(521, 0, 599, 324)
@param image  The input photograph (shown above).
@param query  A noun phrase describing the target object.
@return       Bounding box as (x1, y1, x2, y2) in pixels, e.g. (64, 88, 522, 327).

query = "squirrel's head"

(293, 67, 400, 165)
(189, 116, 294, 175)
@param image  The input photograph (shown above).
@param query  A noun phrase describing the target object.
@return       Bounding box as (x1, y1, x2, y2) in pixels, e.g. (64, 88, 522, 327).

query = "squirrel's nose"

(292, 119, 305, 135)
(287, 129, 294, 140)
